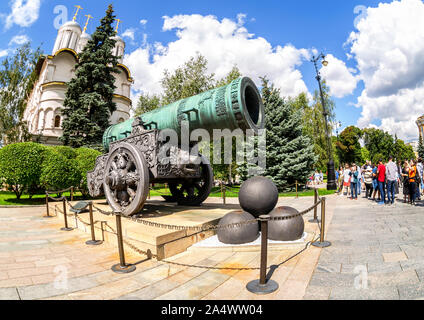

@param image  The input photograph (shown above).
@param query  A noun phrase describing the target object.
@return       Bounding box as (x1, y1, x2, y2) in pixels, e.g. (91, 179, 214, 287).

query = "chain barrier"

(47, 195, 66, 202)
(54, 204, 74, 217)
(52, 188, 327, 273)
(92, 205, 258, 232)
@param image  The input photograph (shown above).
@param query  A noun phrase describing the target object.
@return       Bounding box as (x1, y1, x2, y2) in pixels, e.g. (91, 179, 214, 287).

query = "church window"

(54, 115, 61, 128)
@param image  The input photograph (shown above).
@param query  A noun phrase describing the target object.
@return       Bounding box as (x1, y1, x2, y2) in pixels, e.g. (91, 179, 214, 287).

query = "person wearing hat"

(363, 165, 374, 199)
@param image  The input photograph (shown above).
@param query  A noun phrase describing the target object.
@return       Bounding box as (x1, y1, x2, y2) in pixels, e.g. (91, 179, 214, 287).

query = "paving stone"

(368, 270, 419, 289)
(341, 264, 368, 274)
(398, 282, 424, 300)
(315, 263, 342, 273)
(382, 252, 408, 263)
(17, 275, 99, 300)
(367, 262, 402, 274)
(0, 288, 20, 300)
(329, 287, 399, 300)
(303, 285, 331, 299)
(308, 273, 356, 288)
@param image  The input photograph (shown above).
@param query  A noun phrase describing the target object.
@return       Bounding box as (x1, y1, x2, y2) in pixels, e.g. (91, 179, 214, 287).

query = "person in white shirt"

(342, 164, 351, 196)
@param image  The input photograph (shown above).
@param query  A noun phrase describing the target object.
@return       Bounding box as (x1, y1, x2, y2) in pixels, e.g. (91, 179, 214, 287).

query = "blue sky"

(1, 0, 422, 141)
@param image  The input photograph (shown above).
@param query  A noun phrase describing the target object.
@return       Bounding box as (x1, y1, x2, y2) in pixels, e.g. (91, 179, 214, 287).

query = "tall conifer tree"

(61, 4, 119, 148)
(261, 78, 317, 191)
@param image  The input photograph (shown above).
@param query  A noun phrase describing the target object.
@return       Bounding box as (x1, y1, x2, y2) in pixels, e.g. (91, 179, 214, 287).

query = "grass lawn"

(150, 186, 336, 198)
(0, 191, 87, 206)
(0, 186, 336, 206)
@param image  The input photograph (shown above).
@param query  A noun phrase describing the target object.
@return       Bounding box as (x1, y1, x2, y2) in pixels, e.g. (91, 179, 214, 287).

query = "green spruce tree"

(261, 77, 317, 191)
(61, 4, 119, 148)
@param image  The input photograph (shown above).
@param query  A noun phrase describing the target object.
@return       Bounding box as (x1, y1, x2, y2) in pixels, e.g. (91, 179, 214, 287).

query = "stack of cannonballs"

(217, 177, 305, 244)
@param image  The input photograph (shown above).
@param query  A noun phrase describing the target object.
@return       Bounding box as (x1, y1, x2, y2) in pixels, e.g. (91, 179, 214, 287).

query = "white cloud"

(319, 54, 358, 98)
(347, 0, 424, 140)
(140, 19, 148, 26)
(3, 0, 41, 30)
(122, 28, 136, 41)
(124, 14, 310, 102)
(0, 50, 8, 58)
(9, 34, 29, 46)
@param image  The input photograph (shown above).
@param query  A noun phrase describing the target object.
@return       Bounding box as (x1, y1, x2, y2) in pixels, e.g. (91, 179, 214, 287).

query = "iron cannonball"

(217, 211, 259, 245)
(268, 206, 305, 241)
(238, 177, 278, 217)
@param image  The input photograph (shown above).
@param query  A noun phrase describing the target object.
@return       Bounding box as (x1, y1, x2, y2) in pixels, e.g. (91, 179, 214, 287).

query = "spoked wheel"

(103, 142, 150, 217)
(168, 157, 213, 206)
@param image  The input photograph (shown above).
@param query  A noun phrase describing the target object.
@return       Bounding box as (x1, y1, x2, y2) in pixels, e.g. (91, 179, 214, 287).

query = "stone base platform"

(52, 200, 241, 260)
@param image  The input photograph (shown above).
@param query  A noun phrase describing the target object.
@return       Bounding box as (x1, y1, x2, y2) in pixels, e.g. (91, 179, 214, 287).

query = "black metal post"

(61, 198, 73, 231)
(111, 213, 136, 274)
(312, 54, 337, 191)
(309, 189, 320, 223)
(246, 215, 279, 294)
(86, 202, 102, 246)
(44, 194, 53, 218)
(312, 197, 331, 248)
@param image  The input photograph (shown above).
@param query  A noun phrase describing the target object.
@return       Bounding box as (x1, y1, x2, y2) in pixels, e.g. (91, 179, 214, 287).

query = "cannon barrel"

(103, 77, 265, 151)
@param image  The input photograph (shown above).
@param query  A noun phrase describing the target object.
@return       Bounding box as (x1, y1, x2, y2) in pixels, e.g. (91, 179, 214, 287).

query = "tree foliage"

(161, 54, 216, 105)
(261, 77, 317, 191)
(75, 147, 102, 196)
(0, 142, 101, 199)
(40, 150, 81, 192)
(61, 4, 119, 148)
(0, 142, 48, 199)
(0, 42, 42, 145)
(336, 126, 363, 165)
(292, 83, 336, 171)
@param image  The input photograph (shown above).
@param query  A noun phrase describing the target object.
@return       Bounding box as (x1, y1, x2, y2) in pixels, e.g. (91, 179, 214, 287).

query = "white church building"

(23, 18, 133, 146)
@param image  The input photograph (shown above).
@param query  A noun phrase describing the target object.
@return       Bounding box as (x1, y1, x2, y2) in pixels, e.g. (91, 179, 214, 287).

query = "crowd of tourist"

(337, 157, 424, 206)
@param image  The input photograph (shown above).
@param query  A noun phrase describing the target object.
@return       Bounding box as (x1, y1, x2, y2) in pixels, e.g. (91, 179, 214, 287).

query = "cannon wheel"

(168, 157, 213, 206)
(103, 142, 149, 217)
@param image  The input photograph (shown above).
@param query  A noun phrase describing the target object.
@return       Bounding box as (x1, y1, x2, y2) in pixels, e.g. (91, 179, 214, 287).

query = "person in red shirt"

(377, 159, 386, 205)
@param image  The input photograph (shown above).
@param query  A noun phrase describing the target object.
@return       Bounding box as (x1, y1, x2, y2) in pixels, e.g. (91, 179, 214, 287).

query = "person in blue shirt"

(349, 165, 359, 200)
(371, 164, 380, 201)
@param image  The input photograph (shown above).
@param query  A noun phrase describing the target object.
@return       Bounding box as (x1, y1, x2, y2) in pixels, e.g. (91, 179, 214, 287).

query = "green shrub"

(75, 147, 102, 196)
(52, 146, 77, 159)
(0, 142, 49, 199)
(40, 149, 81, 192)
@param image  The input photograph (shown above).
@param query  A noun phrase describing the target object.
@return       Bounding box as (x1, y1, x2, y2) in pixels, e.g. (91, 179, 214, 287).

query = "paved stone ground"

(0, 196, 325, 300)
(6, 189, 423, 300)
(304, 191, 424, 300)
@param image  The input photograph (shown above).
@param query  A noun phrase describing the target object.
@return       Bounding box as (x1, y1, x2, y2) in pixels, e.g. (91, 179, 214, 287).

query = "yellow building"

(416, 115, 424, 140)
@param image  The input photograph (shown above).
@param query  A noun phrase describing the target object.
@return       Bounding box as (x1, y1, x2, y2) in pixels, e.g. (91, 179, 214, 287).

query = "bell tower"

(52, 5, 83, 54)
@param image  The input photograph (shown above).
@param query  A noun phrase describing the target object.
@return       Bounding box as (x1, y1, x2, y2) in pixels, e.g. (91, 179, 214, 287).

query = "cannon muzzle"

(103, 77, 264, 151)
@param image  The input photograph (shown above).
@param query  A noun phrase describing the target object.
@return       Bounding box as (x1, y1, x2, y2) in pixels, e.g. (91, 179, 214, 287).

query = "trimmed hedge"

(75, 148, 102, 196)
(0, 143, 101, 199)
(40, 149, 81, 192)
(0, 142, 49, 199)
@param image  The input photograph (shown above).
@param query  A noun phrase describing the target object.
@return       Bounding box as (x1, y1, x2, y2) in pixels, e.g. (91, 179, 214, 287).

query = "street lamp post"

(312, 53, 337, 190)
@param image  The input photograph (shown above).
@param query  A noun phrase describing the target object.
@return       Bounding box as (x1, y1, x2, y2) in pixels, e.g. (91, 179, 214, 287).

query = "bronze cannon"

(87, 77, 265, 216)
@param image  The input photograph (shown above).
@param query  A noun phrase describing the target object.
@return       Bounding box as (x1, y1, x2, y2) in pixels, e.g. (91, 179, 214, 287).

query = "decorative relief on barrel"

(230, 78, 243, 126)
(109, 131, 157, 169)
(215, 86, 227, 117)
(87, 154, 108, 197)
(177, 99, 189, 126)
(198, 91, 213, 109)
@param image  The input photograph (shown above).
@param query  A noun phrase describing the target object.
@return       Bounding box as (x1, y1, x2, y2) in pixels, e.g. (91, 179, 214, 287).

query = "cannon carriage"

(87, 77, 265, 217)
